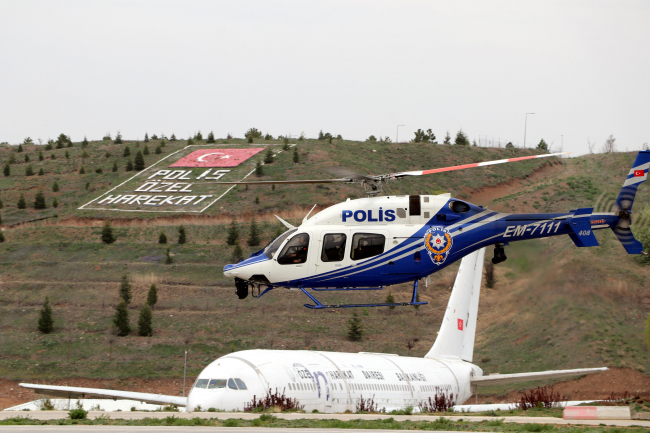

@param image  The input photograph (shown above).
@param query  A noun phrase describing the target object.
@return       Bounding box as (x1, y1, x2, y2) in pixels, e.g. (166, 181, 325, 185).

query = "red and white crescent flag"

(634, 170, 644, 177)
(457, 319, 464, 331)
(170, 148, 265, 168)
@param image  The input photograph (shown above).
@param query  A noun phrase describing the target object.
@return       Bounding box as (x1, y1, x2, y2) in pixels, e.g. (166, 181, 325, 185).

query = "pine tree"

(38, 168, 44, 176)
(119, 274, 132, 304)
(195, 131, 203, 141)
(226, 220, 239, 245)
(255, 161, 264, 176)
(38, 150, 44, 161)
(25, 165, 34, 176)
(52, 197, 58, 208)
(347, 312, 364, 341)
(126, 159, 134, 171)
(144, 132, 149, 142)
(248, 135, 254, 144)
(114, 131, 123, 144)
(83, 150, 90, 158)
(17, 144, 23, 152)
(37, 296, 54, 334)
(178, 225, 187, 244)
(293, 146, 299, 163)
(274, 224, 284, 238)
(123, 146, 131, 157)
(0, 198, 3, 209)
(33, 191, 46, 209)
(147, 283, 158, 310)
(134, 150, 145, 171)
(50, 153, 56, 160)
(17, 194, 26, 209)
(52, 181, 59, 193)
(0, 231, 5, 242)
(255, 196, 260, 204)
(155, 146, 162, 154)
(207, 132, 216, 143)
(645, 313, 650, 351)
(45, 141, 53, 151)
(9, 154, 15, 164)
(165, 247, 173, 264)
(231, 242, 244, 262)
(112, 161, 118, 172)
(537, 139, 549, 152)
(3, 163, 9, 177)
(82, 136, 89, 148)
(113, 301, 130, 336)
(386, 291, 396, 310)
(79, 166, 85, 174)
(159, 231, 167, 244)
(24, 154, 30, 162)
(101, 221, 116, 244)
(170, 133, 176, 141)
(65, 150, 70, 159)
(143, 145, 150, 155)
(264, 148, 274, 163)
(247, 218, 260, 246)
(138, 305, 153, 337)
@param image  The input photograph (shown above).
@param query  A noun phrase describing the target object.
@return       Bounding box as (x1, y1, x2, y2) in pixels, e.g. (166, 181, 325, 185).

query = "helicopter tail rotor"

(611, 151, 650, 254)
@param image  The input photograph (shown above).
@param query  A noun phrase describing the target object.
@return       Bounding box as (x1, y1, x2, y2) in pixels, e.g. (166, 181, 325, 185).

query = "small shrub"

(247, 218, 260, 246)
(52, 197, 58, 208)
(385, 291, 395, 309)
(143, 145, 150, 155)
(165, 247, 173, 264)
(178, 225, 187, 244)
(68, 408, 88, 420)
(134, 151, 145, 171)
(159, 231, 167, 244)
(231, 242, 244, 262)
(33, 191, 46, 209)
(95, 167, 103, 174)
(112, 161, 118, 172)
(355, 395, 379, 413)
(25, 165, 34, 176)
(255, 160, 264, 176)
(17, 193, 26, 209)
(37, 296, 54, 334)
(244, 388, 303, 412)
(347, 312, 363, 341)
(517, 386, 566, 410)
(137, 305, 153, 336)
(113, 301, 130, 336)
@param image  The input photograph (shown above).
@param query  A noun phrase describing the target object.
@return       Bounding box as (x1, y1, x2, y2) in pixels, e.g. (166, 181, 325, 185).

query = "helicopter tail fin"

(424, 247, 485, 362)
(611, 151, 650, 254)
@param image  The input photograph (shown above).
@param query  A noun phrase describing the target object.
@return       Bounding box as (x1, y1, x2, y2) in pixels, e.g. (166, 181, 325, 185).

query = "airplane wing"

(19, 383, 187, 407)
(470, 367, 608, 386)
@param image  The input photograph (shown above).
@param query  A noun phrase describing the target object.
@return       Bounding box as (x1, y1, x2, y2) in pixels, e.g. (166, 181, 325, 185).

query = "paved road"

(0, 428, 482, 433)
(1, 411, 649, 428)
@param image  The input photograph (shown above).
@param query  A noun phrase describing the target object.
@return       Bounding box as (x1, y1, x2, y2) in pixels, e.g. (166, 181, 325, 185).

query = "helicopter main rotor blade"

(388, 152, 570, 179)
(194, 178, 353, 185)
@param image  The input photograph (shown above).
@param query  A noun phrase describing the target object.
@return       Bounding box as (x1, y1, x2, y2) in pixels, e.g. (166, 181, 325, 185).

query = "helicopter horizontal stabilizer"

(567, 208, 599, 247)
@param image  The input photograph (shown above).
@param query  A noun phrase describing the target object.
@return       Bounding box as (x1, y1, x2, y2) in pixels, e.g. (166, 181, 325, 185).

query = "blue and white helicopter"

(221, 151, 650, 309)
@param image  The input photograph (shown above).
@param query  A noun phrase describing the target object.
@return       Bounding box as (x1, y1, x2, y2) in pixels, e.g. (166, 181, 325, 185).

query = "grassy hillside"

(1, 138, 649, 404)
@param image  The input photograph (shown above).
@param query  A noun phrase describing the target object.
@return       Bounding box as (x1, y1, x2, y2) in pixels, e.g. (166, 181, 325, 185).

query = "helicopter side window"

(277, 233, 310, 265)
(449, 201, 470, 213)
(265, 228, 297, 259)
(321, 234, 347, 262)
(351, 233, 385, 261)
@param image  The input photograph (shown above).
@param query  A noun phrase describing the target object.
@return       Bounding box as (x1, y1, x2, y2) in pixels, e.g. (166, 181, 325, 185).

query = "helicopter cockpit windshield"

(264, 228, 297, 259)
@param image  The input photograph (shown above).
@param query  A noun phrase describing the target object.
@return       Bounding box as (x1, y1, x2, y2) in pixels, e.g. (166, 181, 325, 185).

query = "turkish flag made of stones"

(170, 148, 266, 168)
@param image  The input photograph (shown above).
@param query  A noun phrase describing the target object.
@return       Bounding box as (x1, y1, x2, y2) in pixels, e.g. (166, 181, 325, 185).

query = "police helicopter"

(217, 150, 650, 309)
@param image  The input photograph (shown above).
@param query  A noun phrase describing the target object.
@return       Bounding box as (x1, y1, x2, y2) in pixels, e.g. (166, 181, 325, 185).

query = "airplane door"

(271, 231, 313, 282)
(312, 231, 351, 280)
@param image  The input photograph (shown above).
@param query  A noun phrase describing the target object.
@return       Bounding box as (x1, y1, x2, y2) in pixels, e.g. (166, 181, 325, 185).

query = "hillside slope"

(1, 139, 649, 407)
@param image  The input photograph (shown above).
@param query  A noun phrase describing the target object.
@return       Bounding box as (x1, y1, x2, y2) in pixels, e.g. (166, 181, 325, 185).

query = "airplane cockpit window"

(264, 228, 297, 259)
(234, 378, 247, 390)
(321, 234, 347, 262)
(194, 379, 209, 389)
(208, 379, 226, 389)
(351, 233, 385, 261)
(277, 233, 310, 265)
(227, 378, 238, 390)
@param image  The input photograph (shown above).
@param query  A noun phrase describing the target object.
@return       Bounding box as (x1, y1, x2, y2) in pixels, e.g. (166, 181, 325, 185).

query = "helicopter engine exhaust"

(235, 277, 249, 299)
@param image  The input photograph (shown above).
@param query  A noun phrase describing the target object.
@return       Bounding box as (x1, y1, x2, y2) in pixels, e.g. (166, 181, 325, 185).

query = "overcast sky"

(1, 1, 648, 155)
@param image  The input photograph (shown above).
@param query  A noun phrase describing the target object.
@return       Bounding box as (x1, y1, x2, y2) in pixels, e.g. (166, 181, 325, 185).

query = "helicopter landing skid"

(301, 279, 428, 309)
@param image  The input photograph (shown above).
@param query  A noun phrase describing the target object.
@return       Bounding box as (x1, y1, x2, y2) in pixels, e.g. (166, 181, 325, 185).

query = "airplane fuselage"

(186, 349, 478, 412)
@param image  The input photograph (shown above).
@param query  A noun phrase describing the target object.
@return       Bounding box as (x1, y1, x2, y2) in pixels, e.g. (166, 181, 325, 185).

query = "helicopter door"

(272, 232, 312, 282)
(313, 232, 350, 279)
(408, 195, 421, 224)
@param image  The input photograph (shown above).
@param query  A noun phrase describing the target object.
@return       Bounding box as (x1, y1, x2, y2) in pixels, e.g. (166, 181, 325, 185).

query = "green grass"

(0, 414, 641, 432)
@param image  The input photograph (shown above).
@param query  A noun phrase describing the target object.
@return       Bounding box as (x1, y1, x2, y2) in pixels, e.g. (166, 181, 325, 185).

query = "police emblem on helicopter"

(424, 226, 453, 265)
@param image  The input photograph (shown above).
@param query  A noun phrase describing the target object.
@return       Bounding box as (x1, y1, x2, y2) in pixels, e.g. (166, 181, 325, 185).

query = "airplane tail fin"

(611, 150, 650, 254)
(425, 247, 485, 362)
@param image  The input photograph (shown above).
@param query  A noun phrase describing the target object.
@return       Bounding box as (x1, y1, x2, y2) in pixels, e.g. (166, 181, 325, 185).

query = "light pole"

(523, 113, 535, 149)
(396, 125, 404, 144)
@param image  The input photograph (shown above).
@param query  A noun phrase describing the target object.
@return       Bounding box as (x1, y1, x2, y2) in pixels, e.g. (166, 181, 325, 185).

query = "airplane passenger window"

(235, 379, 247, 390)
(194, 379, 209, 389)
(321, 234, 347, 262)
(277, 233, 310, 265)
(208, 379, 226, 389)
(228, 379, 238, 390)
(350, 233, 385, 261)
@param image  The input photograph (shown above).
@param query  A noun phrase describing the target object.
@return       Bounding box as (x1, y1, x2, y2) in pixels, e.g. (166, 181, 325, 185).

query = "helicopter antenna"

(303, 204, 318, 223)
(274, 215, 295, 230)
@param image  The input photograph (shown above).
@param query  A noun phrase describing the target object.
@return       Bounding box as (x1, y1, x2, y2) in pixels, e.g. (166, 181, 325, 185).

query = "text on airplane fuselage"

(342, 209, 396, 222)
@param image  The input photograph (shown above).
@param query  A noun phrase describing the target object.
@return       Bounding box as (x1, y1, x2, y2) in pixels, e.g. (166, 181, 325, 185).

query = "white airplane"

(21, 248, 607, 412)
